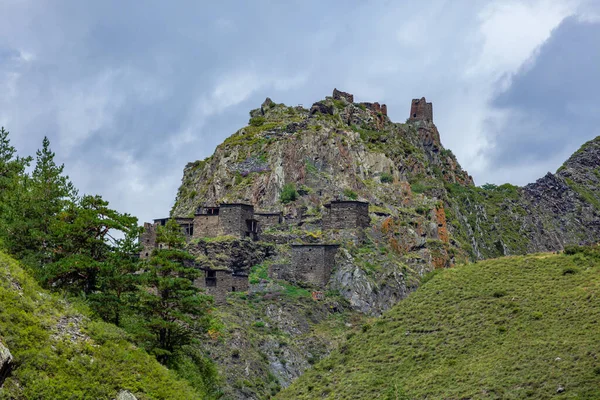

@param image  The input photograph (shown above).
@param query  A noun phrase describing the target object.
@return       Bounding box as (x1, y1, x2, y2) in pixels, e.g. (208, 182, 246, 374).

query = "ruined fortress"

(140, 200, 370, 301)
(141, 90, 434, 302)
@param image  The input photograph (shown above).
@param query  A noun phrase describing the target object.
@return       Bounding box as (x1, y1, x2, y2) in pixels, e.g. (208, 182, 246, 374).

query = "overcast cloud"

(0, 0, 598, 224)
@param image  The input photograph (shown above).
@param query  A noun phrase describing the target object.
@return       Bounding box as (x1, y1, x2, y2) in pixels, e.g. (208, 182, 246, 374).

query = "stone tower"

(409, 97, 433, 123)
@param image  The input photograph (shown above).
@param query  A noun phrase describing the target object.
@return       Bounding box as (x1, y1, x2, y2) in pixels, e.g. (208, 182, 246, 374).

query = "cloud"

(0, 0, 596, 225)
(481, 16, 600, 184)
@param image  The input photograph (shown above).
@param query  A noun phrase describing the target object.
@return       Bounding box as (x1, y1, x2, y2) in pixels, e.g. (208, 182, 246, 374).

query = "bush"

(380, 173, 393, 184)
(280, 183, 298, 204)
(249, 116, 265, 127)
(343, 188, 358, 200)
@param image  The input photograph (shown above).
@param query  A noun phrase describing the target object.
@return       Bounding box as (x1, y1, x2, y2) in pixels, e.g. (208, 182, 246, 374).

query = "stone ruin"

(270, 244, 339, 287)
(323, 200, 370, 230)
(194, 269, 249, 304)
(194, 203, 259, 240)
(139, 217, 193, 258)
(409, 97, 433, 123)
(333, 88, 354, 103)
(140, 198, 372, 296)
(140, 203, 281, 301)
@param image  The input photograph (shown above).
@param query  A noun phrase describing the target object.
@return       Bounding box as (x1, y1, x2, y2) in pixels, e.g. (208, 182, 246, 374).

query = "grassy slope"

(0, 251, 202, 400)
(278, 250, 600, 399)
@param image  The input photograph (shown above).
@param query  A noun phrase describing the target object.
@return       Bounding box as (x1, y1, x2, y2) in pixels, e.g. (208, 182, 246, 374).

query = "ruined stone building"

(408, 97, 433, 123)
(323, 200, 370, 230)
(254, 212, 283, 230)
(139, 217, 194, 259)
(292, 244, 339, 287)
(194, 203, 259, 240)
(269, 244, 339, 287)
(140, 198, 371, 297)
(194, 269, 249, 303)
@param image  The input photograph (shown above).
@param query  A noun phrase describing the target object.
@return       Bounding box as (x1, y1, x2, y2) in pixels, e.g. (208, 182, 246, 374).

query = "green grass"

(249, 263, 269, 284)
(0, 251, 202, 399)
(278, 248, 600, 399)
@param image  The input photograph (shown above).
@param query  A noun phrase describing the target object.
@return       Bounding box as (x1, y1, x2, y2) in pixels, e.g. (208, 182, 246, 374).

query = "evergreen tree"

(0, 127, 32, 255)
(30, 136, 77, 255)
(139, 218, 211, 364)
(46, 195, 138, 295)
(88, 225, 143, 326)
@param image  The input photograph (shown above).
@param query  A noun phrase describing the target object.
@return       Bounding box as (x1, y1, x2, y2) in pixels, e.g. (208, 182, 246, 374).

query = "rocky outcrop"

(188, 237, 275, 275)
(0, 341, 12, 386)
(309, 101, 333, 116)
(448, 138, 600, 260)
(116, 390, 137, 400)
(170, 89, 600, 398)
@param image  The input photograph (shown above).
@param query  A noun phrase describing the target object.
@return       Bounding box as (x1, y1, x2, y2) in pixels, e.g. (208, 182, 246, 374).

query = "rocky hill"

(168, 89, 600, 398)
(172, 89, 600, 313)
(278, 246, 600, 399)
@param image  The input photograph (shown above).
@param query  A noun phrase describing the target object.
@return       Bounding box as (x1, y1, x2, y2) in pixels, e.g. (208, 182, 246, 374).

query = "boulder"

(261, 97, 275, 113)
(0, 341, 13, 386)
(116, 390, 137, 400)
(309, 101, 333, 116)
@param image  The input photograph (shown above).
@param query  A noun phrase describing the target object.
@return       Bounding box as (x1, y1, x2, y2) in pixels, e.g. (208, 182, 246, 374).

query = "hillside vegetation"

(278, 246, 600, 399)
(0, 251, 202, 399)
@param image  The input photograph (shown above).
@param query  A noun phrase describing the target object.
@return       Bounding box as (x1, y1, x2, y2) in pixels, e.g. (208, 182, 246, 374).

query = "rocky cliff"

(170, 89, 600, 399)
(173, 89, 600, 310)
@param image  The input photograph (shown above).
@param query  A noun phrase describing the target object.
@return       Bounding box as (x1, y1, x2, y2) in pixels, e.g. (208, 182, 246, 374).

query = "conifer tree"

(89, 225, 143, 326)
(46, 195, 138, 295)
(0, 127, 32, 256)
(139, 218, 211, 364)
(26, 136, 77, 268)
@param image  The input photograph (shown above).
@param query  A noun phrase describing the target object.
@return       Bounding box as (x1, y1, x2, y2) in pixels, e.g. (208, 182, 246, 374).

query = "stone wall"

(255, 212, 282, 229)
(139, 222, 158, 259)
(232, 274, 249, 292)
(174, 217, 194, 237)
(268, 263, 294, 281)
(332, 88, 354, 103)
(194, 269, 249, 303)
(323, 201, 370, 230)
(193, 214, 223, 238)
(291, 244, 338, 287)
(409, 97, 433, 123)
(220, 204, 255, 238)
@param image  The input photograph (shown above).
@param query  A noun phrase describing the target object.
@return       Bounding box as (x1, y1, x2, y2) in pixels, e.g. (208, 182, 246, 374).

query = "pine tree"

(88, 225, 143, 326)
(139, 218, 211, 364)
(46, 195, 138, 295)
(0, 127, 32, 256)
(25, 136, 77, 269)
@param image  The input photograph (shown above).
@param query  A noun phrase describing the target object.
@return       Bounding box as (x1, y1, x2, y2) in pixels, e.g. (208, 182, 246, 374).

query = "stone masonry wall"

(232, 274, 249, 292)
(323, 201, 370, 230)
(220, 204, 255, 238)
(140, 222, 158, 259)
(255, 212, 282, 229)
(291, 245, 338, 287)
(332, 88, 354, 103)
(409, 97, 433, 123)
(193, 215, 223, 238)
(195, 270, 234, 303)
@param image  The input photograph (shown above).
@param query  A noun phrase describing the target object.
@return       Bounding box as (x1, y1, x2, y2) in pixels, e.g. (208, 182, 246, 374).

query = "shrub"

(343, 188, 358, 200)
(562, 267, 578, 276)
(380, 173, 393, 184)
(249, 116, 265, 127)
(280, 183, 298, 204)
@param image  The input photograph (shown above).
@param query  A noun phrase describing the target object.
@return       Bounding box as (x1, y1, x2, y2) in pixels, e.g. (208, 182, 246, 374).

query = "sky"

(0, 0, 599, 224)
